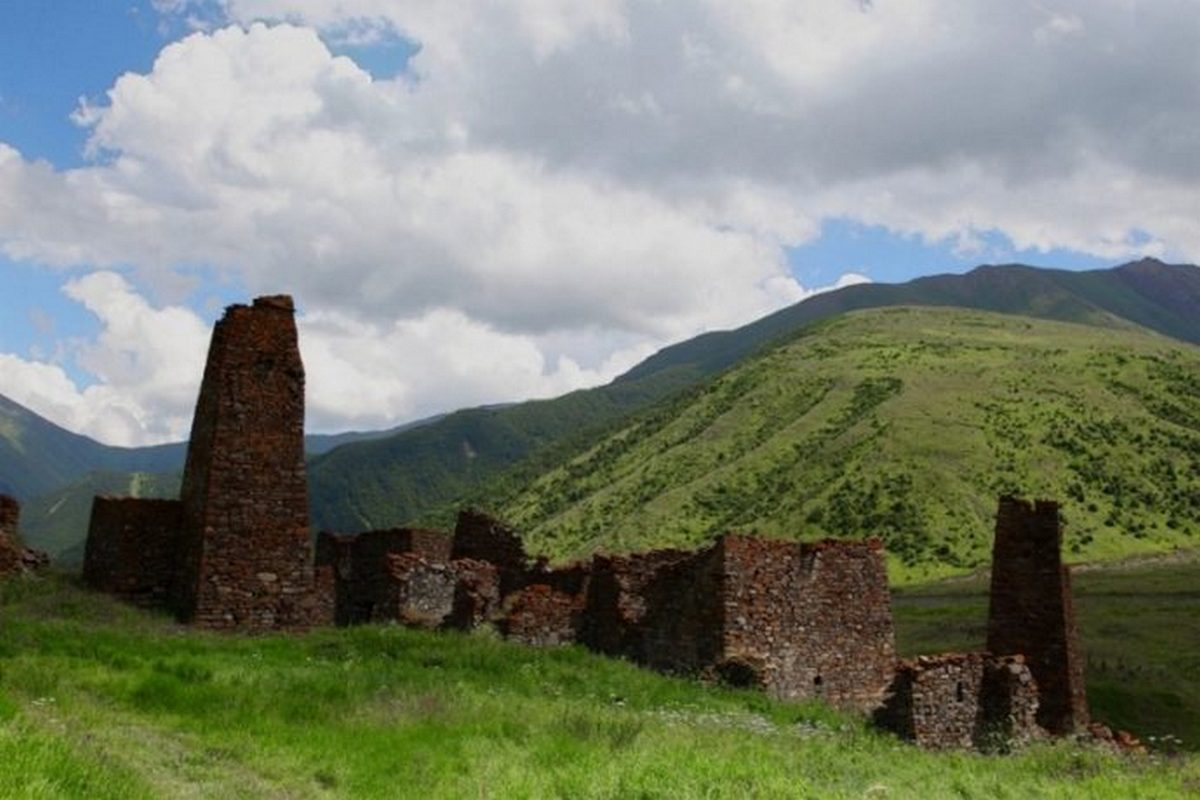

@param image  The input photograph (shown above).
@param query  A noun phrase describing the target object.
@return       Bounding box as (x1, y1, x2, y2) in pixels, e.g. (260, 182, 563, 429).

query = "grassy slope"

(0, 576, 1195, 799)
(308, 260, 1200, 536)
(305, 367, 701, 533)
(475, 307, 1200, 583)
(893, 551, 1200, 753)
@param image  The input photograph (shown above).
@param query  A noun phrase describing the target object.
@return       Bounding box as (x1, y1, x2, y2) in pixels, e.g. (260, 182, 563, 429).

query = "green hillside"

(470, 307, 1200, 582)
(20, 471, 181, 565)
(7, 260, 1199, 562)
(306, 259, 1200, 535)
(306, 366, 701, 532)
(0, 395, 184, 501)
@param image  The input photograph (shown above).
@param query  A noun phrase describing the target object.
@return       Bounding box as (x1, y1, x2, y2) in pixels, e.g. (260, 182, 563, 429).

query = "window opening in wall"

(956, 681, 965, 702)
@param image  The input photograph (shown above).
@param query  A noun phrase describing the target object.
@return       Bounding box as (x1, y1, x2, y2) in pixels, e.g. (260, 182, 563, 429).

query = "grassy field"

(1, 574, 1198, 799)
(470, 307, 1200, 583)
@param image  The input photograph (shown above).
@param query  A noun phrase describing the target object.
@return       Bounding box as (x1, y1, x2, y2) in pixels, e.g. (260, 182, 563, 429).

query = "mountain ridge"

(483, 306, 1200, 582)
(3, 258, 1198, 560)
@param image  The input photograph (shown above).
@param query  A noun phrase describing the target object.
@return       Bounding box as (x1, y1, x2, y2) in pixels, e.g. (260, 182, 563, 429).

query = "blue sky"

(0, 2, 1195, 445)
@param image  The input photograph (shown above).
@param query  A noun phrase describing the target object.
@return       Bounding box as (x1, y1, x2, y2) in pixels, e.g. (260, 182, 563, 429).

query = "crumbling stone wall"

(317, 528, 452, 624)
(501, 567, 591, 646)
(581, 535, 895, 712)
(384, 553, 459, 628)
(381, 553, 501, 630)
(639, 547, 726, 676)
(452, 509, 529, 594)
(446, 558, 500, 629)
(82, 497, 182, 606)
(0, 494, 48, 576)
(875, 653, 1041, 750)
(987, 496, 1088, 734)
(717, 536, 896, 709)
(0, 495, 17, 540)
(580, 549, 697, 659)
(0, 494, 23, 574)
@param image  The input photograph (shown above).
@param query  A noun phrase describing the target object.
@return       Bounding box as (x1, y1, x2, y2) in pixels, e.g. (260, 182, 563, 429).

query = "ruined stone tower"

(987, 496, 1088, 734)
(171, 295, 318, 629)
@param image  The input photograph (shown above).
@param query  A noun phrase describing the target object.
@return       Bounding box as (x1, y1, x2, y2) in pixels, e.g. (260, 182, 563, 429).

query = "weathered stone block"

(82, 497, 182, 606)
(874, 653, 1041, 751)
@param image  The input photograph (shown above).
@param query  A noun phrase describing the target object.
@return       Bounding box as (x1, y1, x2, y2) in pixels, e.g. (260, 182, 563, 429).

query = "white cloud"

(0, 273, 666, 445)
(1, 2, 1197, 442)
(0, 272, 208, 445)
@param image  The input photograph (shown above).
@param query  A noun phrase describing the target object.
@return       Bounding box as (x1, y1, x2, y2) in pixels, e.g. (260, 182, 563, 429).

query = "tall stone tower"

(172, 295, 315, 629)
(986, 496, 1088, 734)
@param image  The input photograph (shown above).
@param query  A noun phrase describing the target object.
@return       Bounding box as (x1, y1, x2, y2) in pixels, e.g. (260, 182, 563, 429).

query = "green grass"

(465, 307, 1200, 583)
(1, 575, 1196, 798)
(894, 550, 1200, 754)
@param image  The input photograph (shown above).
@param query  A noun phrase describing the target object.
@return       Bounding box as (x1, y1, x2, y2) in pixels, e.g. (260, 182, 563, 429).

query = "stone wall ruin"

(322, 496, 1094, 752)
(322, 514, 896, 713)
(874, 653, 1041, 750)
(82, 497, 182, 607)
(0, 494, 49, 576)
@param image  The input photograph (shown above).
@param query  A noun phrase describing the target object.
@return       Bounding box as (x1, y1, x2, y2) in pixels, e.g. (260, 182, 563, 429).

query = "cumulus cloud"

(0, 272, 209, 445)
(0, 273, 663, 445)
(1, 2, 1197, 442)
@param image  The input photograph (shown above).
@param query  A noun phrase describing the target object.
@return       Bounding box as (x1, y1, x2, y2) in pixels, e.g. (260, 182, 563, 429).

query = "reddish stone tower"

(986, 496, 1088, 734)
(172, 295, 317, 629)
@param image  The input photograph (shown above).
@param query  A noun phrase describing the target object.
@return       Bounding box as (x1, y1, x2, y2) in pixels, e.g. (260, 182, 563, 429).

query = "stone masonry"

(580, 549, 698, 659)
(874, 653, 1041, 750)
(172, 295, 322, 629)
(316, 528, 451, 624)
(82, 296, 333, 630)
(82, 497, 182, 606)
(0, 494, 49, 576)
(452, 509, 529, 595)
(0, 494, 23, 574)
(326, 514, 897, 714)
(635, 535, 896, 710)
(987, 496, 1088, 734)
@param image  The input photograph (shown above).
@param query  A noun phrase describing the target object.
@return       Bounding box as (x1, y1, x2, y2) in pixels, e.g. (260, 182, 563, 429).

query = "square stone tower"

(986, 496, 1088, 734)
(171, 295, 317, 629)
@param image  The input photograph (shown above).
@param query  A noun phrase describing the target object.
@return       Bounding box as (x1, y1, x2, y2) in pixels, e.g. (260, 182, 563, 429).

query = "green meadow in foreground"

(1, 573, 1198, 799)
